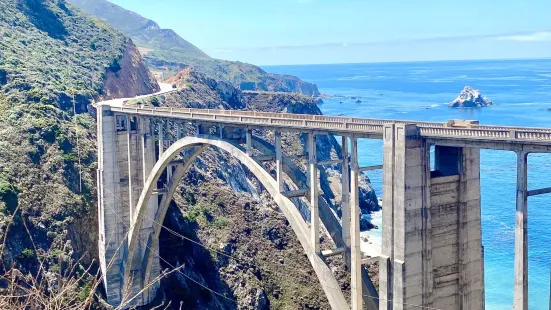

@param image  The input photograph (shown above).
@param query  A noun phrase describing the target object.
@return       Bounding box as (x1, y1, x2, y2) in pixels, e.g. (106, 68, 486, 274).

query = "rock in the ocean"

(449, 86, 492, 108)
(355, 99, 362, 103)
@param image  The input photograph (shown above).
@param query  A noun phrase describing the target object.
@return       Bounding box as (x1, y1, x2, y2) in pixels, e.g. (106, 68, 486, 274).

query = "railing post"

(308, 132, 320, 254)
(341, 136, 351, 268)
(275, 130, 284, 193)
(350, 136, 362, 310)
(514, 150, 528, 310)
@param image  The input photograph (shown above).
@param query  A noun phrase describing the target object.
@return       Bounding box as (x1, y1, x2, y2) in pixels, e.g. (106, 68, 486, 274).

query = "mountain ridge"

(67, 0, 210, 59)
(68, 0, 321, 97)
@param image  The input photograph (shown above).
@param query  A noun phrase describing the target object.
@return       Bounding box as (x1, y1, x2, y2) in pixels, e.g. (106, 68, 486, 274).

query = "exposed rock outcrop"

(101, 39, 160, 99)
(449, 86, 492, 108)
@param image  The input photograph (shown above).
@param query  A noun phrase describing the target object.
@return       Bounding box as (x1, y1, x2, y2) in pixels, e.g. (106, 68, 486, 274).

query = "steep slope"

(0, 0, 158, 307)
(68, 0, 210, 59)
(68, 0, 321, 97)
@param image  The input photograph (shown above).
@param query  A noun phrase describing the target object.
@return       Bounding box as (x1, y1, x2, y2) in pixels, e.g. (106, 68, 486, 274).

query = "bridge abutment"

(98, 111, 160, 308)
(381, 124, 484, 310)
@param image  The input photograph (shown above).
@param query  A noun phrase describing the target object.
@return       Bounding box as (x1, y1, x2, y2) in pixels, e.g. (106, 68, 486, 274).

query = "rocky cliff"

(449, 86, 493, 108)
(101, 39, 160, 99)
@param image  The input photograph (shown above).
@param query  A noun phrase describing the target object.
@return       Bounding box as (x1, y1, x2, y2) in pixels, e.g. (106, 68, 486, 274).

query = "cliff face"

(131, 69, 378, 309)
(239, 72, 321, 97)
(101, 39, 160, 99)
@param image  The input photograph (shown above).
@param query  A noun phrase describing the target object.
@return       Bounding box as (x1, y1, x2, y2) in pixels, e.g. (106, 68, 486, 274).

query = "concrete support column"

(275, 130, 284, 192)
(126, 115, 133, 222)
(158, 121, 164, 156)
(380, 124, 395, 310)
(391, 124, 428, 310)
(341, 136, 351, 267)
(514, 151, 528, 310)
(308, 132, 320, 254)
(176, 122, 181, 140)
(138, 117, 160, 305)
(165, 121, 172, 183)
(458, 147, 484, 309)
(350, 136, 362, 310)
(246, 128, 253, 156)
(97, 105, 122, 305)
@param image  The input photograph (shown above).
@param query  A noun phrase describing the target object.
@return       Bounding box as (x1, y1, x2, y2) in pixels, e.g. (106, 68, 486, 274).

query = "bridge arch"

(125, 135, 349, 309)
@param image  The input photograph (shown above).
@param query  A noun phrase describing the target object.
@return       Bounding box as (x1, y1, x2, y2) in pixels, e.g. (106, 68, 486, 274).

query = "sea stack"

(449, 86, 493, 108)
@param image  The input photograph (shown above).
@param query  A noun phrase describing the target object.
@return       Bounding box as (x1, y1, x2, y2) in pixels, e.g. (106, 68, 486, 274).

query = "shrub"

(150, 96, 159, 107)
(19, 248, 35, 260)
(107, 57, 121, 73)
(213, 217, 228, 229)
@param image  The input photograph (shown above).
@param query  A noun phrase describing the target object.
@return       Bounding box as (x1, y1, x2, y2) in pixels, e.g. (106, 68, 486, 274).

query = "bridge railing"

(112, 106, 551, 143)
(420, 127, 551, 141)
(115, 106, 388, 134)
(131, 106, 439, 126)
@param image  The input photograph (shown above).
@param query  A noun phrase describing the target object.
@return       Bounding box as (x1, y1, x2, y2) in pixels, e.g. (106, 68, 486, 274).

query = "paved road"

(96, 82, 176, 108)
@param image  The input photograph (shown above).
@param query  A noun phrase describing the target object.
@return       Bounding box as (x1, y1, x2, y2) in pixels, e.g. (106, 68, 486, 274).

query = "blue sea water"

(266, 59, 551, 310)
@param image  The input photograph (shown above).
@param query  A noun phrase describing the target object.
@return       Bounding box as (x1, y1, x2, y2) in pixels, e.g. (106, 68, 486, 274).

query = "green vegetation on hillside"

(68, 0, 210, 59)
(0, 1, 155, 307)
(68, 0, 321, 97)
(0, 0, 130, 109)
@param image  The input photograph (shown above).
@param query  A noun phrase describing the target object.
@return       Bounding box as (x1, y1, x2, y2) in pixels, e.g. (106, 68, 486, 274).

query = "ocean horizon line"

(261, 56, 551, 69)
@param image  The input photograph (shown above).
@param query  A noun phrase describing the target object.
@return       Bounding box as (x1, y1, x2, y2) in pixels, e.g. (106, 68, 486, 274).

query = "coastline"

(360, 209, 383, 258)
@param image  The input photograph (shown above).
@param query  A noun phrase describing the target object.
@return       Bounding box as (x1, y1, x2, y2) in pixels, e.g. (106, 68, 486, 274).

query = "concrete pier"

(308, 133, 320, 254)
(341, 136, 351, 267)
(514, 151, 528, 310)
(350, 136, 363, 310)
(380, 124, 484, 310)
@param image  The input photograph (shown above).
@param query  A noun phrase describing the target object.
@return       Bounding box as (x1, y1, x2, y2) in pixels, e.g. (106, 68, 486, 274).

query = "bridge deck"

(107, 105, 551, 150)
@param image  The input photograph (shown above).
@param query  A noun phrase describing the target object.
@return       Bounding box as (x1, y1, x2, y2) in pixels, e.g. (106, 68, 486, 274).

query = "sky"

(110, 0, 551, 66)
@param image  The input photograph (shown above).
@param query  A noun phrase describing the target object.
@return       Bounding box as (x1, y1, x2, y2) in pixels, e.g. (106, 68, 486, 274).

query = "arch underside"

(127, 135, 354, 309)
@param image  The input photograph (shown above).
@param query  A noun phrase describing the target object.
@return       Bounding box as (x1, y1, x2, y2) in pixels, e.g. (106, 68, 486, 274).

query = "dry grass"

(0, 206, 181, 310)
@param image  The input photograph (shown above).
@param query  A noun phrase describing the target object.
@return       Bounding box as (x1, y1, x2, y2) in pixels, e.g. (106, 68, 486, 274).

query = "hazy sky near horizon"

(110, 0, 551, 65)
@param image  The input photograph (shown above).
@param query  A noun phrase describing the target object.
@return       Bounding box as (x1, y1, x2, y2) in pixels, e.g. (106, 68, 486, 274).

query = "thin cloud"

(496, 31, 551, 42)
(206, 49, 233, 54)
(208, 30, 551, 52)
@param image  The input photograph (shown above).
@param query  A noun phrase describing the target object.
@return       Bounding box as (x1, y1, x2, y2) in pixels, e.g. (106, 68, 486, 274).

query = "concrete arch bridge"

(97, 104, 551, 310)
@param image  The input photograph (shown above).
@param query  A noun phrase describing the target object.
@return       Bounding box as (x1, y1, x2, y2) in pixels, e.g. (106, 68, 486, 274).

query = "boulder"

(449, 86, 492, 108)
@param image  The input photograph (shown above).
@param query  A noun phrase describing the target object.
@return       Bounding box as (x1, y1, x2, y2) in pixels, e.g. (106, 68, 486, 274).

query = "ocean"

(266, 59, 551, 310)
